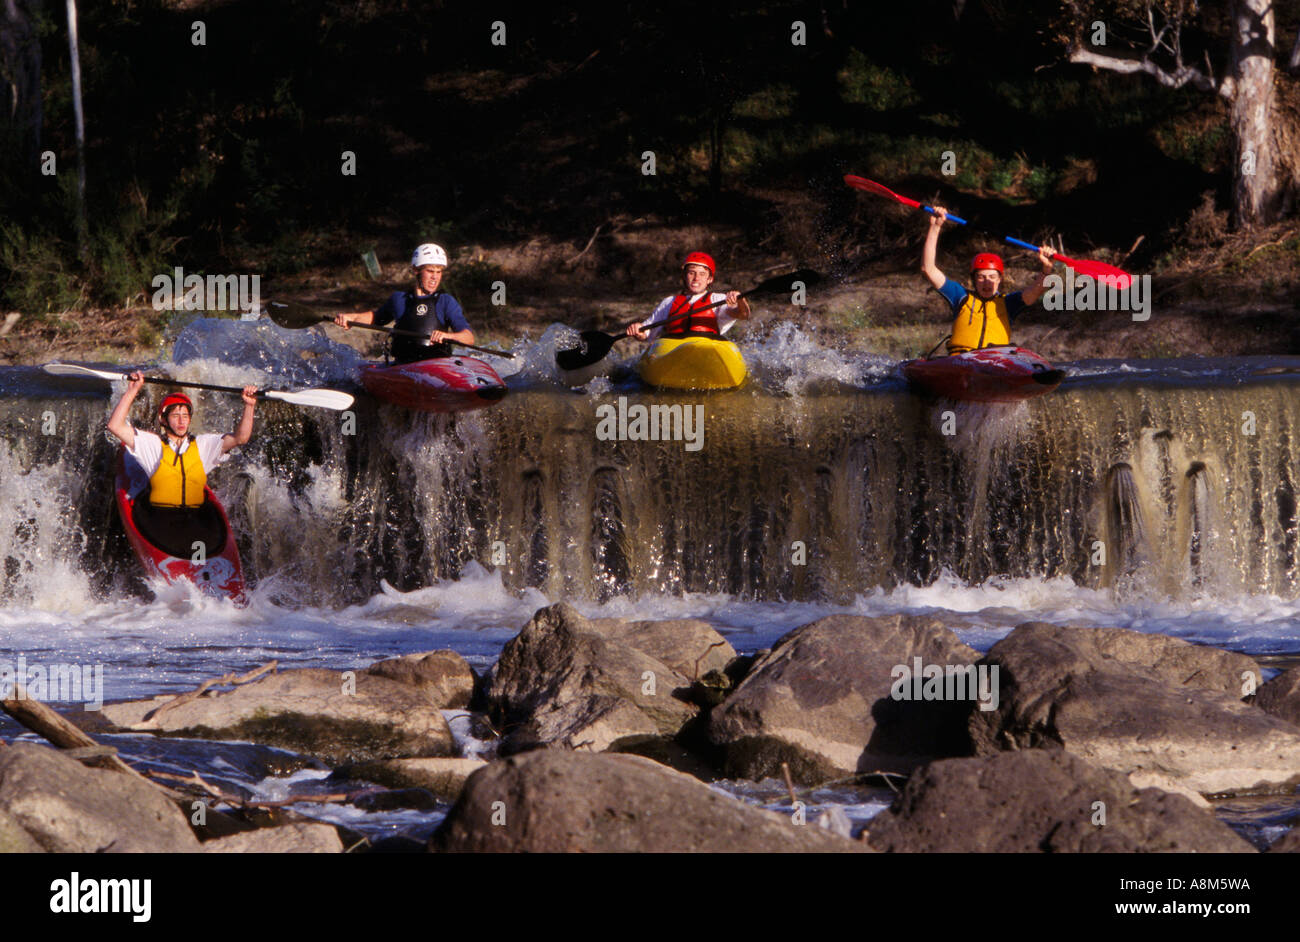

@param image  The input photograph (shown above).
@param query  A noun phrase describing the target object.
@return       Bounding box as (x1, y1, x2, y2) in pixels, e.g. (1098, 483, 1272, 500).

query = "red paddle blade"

(1056, 255, 1133, 290)
(844, 174, 922, 209)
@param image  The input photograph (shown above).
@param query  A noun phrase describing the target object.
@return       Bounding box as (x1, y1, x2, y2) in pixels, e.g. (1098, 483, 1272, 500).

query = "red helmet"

(158, 391, 193, 420)
(682, 251, 716, 275)
(970, 253, 1004, 274)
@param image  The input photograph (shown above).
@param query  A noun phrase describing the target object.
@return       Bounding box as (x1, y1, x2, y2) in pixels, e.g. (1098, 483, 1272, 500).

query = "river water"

(2, 316, 1299, 847)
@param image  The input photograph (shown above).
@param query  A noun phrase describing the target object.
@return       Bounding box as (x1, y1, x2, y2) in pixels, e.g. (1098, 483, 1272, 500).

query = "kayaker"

(106, 373, 257, 534)
(922, 207, 1055, 354)
(332, 243, 475, 363)
(625, 251, 750, 342)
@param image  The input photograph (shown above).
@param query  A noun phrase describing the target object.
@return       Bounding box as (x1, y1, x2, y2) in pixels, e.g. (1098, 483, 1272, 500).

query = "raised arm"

(106, 372, 146, 449)
(221, 386, 258, 454)
(922, 207, 950, 291)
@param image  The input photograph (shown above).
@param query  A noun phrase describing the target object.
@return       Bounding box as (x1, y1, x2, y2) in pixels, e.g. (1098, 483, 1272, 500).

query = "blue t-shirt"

(937, 278, 1026, 321)
(374, 291, 470, 333)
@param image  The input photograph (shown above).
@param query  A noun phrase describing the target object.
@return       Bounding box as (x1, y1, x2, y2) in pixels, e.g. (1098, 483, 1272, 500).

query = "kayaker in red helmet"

(922, 207, 1055, 354)
(625, 251, 750, 342)
(107, 372, 257, 527)
(332, 243, 475, 363)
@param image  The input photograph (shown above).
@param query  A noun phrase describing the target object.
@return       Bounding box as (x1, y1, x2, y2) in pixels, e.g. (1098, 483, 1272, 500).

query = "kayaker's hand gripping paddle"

(554, 268, 821, 371)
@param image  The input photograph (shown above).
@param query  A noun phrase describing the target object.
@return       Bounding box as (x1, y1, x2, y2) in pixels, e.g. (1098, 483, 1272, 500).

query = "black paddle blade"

(265, 300, 328, 329)
(556, 330, 619, 371)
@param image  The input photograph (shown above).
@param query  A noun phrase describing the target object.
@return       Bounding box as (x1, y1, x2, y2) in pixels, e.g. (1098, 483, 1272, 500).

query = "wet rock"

(591, 617, 737, 679)
(1083, 627, 1264, 697)
(334, 757, 487, 800)
(865, 750, 1256, 853)
(970, 623, 1300, 796)
(489, 603, 723, 752)
(201, 821, 343, 853)
(505, 695, 661, 754)
(1256, 667, 1300, 728)
(365, 650, 476, 709)
(0, 742, 200, 853)
(430, 750, 867, 853)
(0, 807, 43, 853)
(100, 669, 455, 766)
(1268, 827, 1300, 853)
(352, 787, 442, 812)
(707, 614, 981, 784)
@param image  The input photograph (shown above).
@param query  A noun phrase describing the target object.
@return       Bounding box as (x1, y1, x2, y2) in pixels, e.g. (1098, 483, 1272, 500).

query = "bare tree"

(1065, 0, 1297, 228)
(65, 0, 87, 257)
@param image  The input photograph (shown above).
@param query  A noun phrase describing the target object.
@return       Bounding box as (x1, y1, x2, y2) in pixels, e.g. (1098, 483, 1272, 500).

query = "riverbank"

(3, 216, 1296, 368)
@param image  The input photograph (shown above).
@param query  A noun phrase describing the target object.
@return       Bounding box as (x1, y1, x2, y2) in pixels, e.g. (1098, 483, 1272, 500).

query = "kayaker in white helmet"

(333, 243, 476, 362)
(626, 251, 750, 342)
(922, 207, 1055, 354)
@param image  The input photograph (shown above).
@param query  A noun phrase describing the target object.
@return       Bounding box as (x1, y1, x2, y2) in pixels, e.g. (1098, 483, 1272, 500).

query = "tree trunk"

(65, 0, 88, 258)
(1, 0, 43, 166)
(1289, 27, 1300, 73)
(1228, 0, 1282, 228)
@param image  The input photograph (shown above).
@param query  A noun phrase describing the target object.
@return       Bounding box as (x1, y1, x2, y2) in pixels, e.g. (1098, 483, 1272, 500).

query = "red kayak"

(360, 356, 508, 414)
(902, 346, 1065, 402)
(114, 451, 248, 604)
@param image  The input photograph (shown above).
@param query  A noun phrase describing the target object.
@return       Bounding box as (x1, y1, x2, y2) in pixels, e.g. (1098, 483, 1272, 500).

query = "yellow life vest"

(948, 293, 1011, 354)
(149, 437, 207, 509)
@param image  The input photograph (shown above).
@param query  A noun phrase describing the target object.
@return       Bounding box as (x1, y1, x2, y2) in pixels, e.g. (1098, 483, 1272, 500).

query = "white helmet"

(411, 243, 448, 268)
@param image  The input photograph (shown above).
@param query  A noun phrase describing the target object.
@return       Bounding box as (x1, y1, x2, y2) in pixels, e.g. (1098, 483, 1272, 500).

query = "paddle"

(265, 300, 517, 359)
(555, 268, 822, 371)
(42, 363, 356, 411)
(843, 174, 1132, 289)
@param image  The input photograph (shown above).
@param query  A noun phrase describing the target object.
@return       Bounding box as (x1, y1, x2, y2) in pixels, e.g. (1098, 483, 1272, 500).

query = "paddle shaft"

(626, 288, 754, 337)
(843, 175, 1129, 281)
(130, 374, 275, 401)
(335, 317, 515, 359)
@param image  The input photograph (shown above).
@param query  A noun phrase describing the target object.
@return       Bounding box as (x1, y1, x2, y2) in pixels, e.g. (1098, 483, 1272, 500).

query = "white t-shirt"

(637, 292, 739, 341)
(123, 429, 228, 499)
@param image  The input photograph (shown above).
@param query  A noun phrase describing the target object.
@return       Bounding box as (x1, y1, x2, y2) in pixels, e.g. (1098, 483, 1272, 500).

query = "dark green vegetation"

(1, 0, 1296, 352)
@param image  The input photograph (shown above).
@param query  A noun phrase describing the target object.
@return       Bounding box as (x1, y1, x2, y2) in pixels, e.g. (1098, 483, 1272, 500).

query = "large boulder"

(0, 807, 44, 853)
(201, 822, 344, 853)
(0, 743, 200, 853)
(100, 668, 455, 766)
(489, 603, 735, 752)
(707, 614, 981, 784)
(970, 623, 1300, 795)
(335, 757, 488, 800)
(364, 650, 477, 709)
(430, 750, 866, 853)
(1256, 666, 1300, 728)
(866, 750, 1255, 853)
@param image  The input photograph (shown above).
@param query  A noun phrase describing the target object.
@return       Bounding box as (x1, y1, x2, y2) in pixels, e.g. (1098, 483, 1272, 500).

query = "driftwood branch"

(146, 769, 362, 810)
(146, 660, 278, 723)
(1, 685, 183, 798)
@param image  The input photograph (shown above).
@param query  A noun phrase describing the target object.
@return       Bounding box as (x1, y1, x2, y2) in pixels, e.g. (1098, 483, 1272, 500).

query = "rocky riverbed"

(3, 602, 1299, 853)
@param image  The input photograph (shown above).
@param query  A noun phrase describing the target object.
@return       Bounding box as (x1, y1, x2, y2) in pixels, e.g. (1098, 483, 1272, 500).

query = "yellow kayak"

(636, 336, 747, 390)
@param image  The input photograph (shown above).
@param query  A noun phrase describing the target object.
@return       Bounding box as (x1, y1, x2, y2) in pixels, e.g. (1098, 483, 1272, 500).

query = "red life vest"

(662, 294, 720, 337)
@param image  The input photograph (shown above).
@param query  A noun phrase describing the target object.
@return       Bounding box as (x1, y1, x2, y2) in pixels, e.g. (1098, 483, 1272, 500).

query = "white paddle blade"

(264, 388, 355, 411)
(42, 363, 126, 381)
